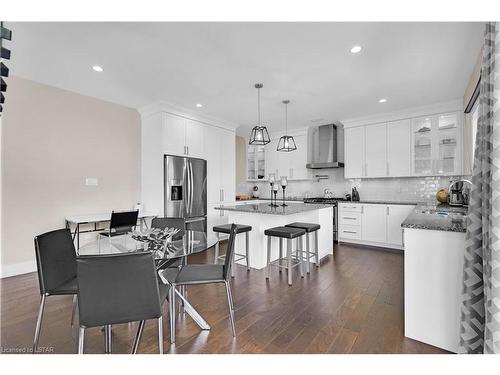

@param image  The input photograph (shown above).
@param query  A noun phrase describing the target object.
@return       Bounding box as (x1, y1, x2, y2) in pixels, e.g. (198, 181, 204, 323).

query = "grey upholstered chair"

(76, 252, 168, 354)
(161, 223, 238, 343)
(33, 228, 78, 354)
(98, 210, 139, 250)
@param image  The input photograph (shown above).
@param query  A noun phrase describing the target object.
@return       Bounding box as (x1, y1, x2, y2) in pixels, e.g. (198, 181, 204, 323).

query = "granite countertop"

(214, 202, 334, 216)
(401, 203, 468, 233)
(338, 200, 420, 206)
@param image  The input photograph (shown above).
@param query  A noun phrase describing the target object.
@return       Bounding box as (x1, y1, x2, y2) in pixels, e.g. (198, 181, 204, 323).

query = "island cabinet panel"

(221, 205, 334, 270)
(338, 203, 416, 250)
(386, 204, 414, 246)
(361, 204, 387, 243)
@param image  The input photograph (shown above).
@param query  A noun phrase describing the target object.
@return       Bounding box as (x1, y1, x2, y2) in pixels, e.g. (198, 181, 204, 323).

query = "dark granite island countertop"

(401, 204, 468, 233)
(214, 203, 333, 216)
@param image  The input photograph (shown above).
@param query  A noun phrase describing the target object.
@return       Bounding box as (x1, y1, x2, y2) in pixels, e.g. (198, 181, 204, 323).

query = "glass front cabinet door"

(411, 112, 462, 176)
(247, 145, 266, 180)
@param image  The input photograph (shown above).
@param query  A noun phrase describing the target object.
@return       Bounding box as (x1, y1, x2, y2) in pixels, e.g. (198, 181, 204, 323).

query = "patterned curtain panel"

(459, 22, 500, 354)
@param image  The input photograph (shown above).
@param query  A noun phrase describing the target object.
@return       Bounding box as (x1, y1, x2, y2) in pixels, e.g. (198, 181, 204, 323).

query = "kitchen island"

(401, 204, 467, 353)
(215, 202, 334, 269)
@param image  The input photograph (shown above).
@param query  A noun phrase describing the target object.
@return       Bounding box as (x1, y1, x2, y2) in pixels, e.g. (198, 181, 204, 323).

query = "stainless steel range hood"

(306, 123, 344, 169)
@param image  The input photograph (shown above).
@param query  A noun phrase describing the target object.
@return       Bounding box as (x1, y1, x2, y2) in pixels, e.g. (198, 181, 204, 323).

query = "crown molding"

(340, 99, 463, 128)
(139, 100, 240, 131)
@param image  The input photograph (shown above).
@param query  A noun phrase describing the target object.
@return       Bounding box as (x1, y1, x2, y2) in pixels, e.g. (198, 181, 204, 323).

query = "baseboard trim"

(0, 260, 37, 278)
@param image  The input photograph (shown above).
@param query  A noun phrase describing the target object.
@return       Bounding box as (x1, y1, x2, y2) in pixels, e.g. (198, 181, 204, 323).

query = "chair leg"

(32, 294, 46, 354)
(306, 233, 311, 273)
(224, 281, 236, 337)
(71, 295, 77, 327)
(315, 231, 320, 267)
(231, 238, 235, 278)
(279, 238, 283, 273)
(287, 239, 292, 286)
(299, 237, 304, 278)
(131, 320, 145, 354)
(78, 327, 85, 354)
(104, 325, 112, 354)
(158, 317, 164, 354)
(169, 286, 176, 344)
(266, 236, 271, 280)
(214, 233, 220, 264)
(245, 232, 250, 271)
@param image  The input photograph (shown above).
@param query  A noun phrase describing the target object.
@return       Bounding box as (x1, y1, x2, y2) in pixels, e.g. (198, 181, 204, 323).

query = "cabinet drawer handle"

(343, 217, 357, 220)
(343, 230, 357, 234)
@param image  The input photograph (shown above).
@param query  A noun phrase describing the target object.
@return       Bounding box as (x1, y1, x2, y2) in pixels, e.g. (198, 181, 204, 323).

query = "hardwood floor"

(0, 242, 448, 354)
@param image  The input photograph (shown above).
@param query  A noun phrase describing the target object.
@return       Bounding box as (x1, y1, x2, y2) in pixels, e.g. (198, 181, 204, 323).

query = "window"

(471, 100, 479, 161)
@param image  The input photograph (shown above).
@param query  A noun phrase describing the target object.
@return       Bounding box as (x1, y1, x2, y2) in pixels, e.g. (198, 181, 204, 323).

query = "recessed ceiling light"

(196, 103, 203, 108)
(350, 45, 362, 54)
(378, 98, 387, 103)
(92, 65, 103, 72)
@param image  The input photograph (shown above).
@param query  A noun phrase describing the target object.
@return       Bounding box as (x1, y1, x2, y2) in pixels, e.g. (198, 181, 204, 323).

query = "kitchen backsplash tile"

(237, 169, 468, 203)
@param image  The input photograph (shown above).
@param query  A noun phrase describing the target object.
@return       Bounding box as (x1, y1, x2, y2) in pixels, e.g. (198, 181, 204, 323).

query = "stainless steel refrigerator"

(164, 155, 207, 231)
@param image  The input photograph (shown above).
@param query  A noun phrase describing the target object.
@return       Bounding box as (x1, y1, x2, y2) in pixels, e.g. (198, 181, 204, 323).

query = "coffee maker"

(448, 179, 472, 206)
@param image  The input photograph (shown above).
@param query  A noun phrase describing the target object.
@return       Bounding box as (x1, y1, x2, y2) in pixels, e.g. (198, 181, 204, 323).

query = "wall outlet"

(85, 177, 98, 186)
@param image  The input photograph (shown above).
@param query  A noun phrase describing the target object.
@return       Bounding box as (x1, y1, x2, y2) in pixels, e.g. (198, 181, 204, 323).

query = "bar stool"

(264, 226, 306, 285)
(285, 222, 321, 273)
(213, 224, 252, 277)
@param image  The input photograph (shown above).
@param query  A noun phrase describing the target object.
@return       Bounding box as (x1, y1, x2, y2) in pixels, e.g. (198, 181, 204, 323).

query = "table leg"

(174, 289, 210, 330)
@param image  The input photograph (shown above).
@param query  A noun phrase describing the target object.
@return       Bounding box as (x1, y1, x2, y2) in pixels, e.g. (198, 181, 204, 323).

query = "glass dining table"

(77, 229, 219, 338)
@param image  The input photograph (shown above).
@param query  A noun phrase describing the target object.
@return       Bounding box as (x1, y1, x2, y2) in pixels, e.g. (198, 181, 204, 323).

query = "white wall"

(1, 77, 141, 278)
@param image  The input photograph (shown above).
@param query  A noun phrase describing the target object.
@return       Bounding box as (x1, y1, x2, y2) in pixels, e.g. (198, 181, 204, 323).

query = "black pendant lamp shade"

(248, 83, 271, 145)
(1, 62, 9, 77)
(277, 100, 297, 152)
(0, 78, 6, 92)
(0, 92, 4, 103)
(1, 47, 10, 60)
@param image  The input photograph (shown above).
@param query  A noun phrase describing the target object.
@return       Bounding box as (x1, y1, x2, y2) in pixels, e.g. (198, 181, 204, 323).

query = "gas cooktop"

(303, 197, 350, 204)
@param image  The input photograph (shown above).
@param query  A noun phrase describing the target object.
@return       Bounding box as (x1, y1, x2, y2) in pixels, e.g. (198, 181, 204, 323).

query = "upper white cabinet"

(163, 114, 205, 157)
(387, 119, 411, 177)
(411, 113, 462, 176)
(344, 110, 463, 179)
(365, 123, 387, 178)
(344, 127, 365, 178)
(247, 145, 266, 181)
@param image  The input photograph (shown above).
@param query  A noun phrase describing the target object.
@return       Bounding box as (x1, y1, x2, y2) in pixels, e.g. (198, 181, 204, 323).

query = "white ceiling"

(7, 22, 484, 135)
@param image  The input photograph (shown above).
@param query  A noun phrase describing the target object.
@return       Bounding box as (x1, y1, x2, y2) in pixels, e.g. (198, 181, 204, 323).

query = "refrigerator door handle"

(189, 160, 194, 215)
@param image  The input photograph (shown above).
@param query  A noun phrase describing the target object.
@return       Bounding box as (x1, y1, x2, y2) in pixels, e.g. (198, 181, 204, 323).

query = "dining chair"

(33, 228, 78, 354)
(98, 210, 139, 250)
(162, 223, 237, 343)
(76, 252, 168, 354)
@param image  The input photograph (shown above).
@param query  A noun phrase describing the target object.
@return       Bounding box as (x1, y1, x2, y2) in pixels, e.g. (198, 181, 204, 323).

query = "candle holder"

(280, 176, 288, 206)
(268, 174, 278, 207)
(273, 188, 278, 207)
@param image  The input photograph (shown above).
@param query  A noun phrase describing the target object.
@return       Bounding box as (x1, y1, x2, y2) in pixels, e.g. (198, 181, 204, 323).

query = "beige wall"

(1, 77, 141, 277)
(235, 135, 246, 185)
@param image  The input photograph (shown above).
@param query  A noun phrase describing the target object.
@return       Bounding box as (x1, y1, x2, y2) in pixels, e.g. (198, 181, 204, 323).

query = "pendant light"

(248, 83, 271, 145)
(277, 99, 297, 152)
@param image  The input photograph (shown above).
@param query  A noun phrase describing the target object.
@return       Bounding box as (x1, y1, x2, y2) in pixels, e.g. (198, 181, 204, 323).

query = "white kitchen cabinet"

(142, 109, 236, 217)
(339, 202, 416, 250)
(204, 125, 235, 204)
(247, 145, 266, 181)
(411, 112, 462, 176)
(387, 119, 411, 177)
(163, 114, 205, 157)
(344, 127, 365, 178)
(163, 113, 186, 156)
(184, 118, 205, 158)
(387, 204, 415, 246)
(365, 124, 387, 177)
(361, 204, 387, 243)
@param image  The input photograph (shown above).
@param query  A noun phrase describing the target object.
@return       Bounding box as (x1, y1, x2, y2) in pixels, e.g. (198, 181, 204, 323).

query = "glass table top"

(77, 230, 218, 260)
